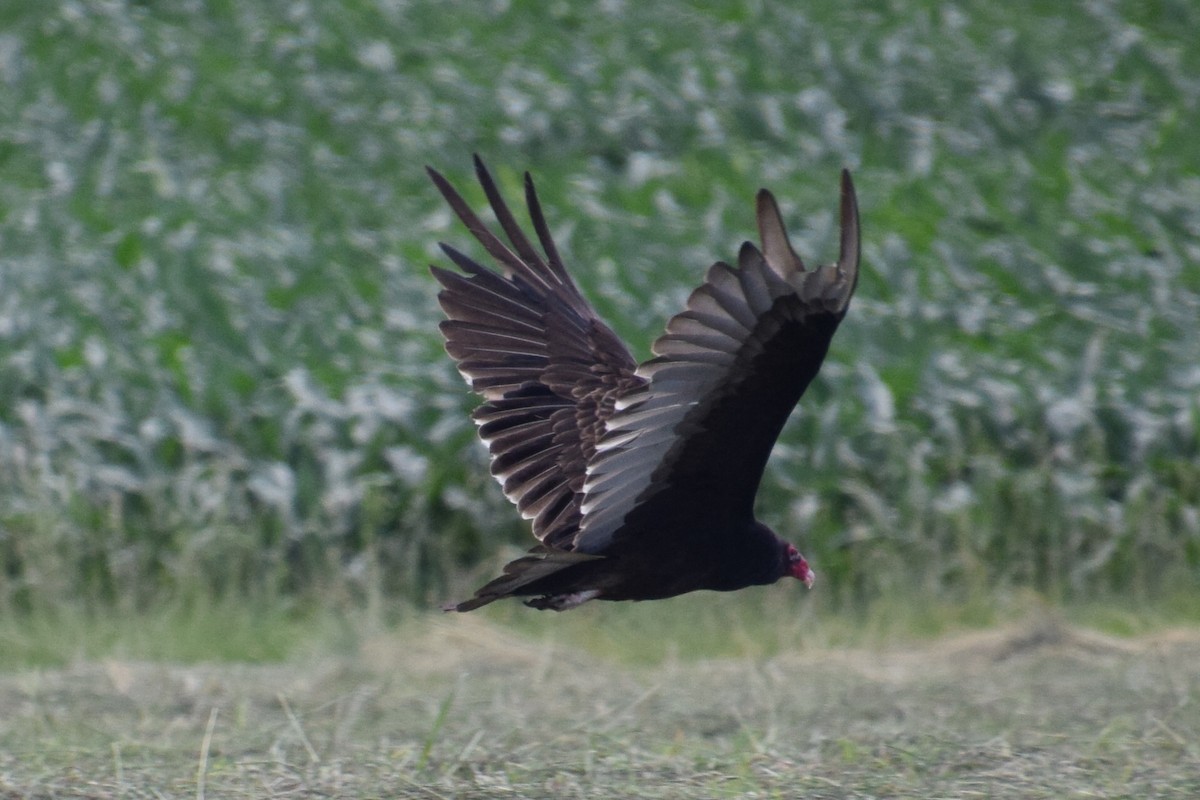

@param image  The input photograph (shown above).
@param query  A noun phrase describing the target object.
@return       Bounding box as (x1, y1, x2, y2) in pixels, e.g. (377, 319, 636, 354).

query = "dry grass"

(1, 616, 1197, 799)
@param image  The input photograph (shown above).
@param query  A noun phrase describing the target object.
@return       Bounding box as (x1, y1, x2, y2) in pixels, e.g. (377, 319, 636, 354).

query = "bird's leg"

(524, 589, 601, 611)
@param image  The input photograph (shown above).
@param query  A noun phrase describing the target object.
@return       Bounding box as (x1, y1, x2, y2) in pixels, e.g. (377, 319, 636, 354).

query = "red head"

(784, 543, 815, 588)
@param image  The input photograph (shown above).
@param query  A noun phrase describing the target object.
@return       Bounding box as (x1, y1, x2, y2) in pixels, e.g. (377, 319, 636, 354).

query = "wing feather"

(575, 170, 860, 552)
(428, 157, 643, 547)
(432, 159, 860, 566)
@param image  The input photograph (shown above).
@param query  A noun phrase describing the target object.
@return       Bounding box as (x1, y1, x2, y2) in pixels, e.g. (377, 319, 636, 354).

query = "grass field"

(1, 607, 1198, 798)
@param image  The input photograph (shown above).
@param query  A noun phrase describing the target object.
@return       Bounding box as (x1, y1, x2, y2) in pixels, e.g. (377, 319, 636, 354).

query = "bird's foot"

(525, 589, 601, 611)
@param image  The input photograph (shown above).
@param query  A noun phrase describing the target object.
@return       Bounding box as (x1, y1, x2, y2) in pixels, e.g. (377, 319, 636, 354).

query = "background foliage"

(0, 0, 1197, 613)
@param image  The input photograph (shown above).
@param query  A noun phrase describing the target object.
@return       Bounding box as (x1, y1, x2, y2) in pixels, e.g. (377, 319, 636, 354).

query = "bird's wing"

(428, 156, 644, 548)
(576, 170, 860, 552)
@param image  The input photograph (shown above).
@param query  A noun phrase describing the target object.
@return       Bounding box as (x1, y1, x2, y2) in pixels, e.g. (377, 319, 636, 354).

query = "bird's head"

(784, 543, 815, 588)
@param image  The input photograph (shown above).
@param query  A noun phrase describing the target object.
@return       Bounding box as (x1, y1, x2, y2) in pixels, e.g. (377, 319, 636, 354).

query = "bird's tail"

(443, 546, 603, 612)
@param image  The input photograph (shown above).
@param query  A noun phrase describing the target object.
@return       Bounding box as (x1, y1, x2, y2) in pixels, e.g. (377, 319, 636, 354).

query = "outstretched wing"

(577, 170, 860, 552)
(428, 156, 644, 548)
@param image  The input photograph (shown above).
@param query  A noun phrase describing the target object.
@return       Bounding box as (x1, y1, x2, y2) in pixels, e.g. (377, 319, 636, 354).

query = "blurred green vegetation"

(0, 0, 1197, 616)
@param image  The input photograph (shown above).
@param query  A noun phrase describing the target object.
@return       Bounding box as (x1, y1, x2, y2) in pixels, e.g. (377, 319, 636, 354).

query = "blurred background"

(0, 0, 1196, 629)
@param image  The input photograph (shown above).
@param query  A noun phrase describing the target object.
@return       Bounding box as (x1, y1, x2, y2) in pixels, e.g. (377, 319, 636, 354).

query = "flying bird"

(427, 156, 859, 611)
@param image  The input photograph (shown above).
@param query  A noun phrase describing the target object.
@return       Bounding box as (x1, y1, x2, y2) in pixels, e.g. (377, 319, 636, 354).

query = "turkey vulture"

(428, 156, 859, 611)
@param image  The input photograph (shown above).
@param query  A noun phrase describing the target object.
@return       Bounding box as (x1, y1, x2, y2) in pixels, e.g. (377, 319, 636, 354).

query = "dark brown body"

(508, 520, 790, 607)
(428, 157, 859, 612)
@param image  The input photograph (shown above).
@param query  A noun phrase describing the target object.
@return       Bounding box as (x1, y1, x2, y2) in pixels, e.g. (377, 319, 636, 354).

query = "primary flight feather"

(428, 156, 860, 611)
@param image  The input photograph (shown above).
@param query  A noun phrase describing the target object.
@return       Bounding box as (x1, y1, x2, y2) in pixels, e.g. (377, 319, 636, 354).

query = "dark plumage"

(427, 156, 860, 611)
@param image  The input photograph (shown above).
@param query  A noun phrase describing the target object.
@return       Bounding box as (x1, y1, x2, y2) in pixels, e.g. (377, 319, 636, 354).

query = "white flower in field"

(1127, 407, 1166, 458)
(497, 83, 531, 118)
(46, 160, 73, 194)
(371, 387, 413, 420)
(1052, 469, 1098, 500)
(933, 350, 969, 380)
(385, 446, 428, 484)
(283, 367, 345, 418)
(1182, 506, 1200, 536)
(93, 464, 142, 492)
(441, 486, 473, 511)
(322, 449, 365, 514)
(933, 482, 974, 514)
(1043, 78, 1075, 104)
(356, 40, 395, 72)
(138, 416, 165, 443)
(248, 462, 295, 512)
(170, 408, 222, 453)
(857, 364, 894, 432)
(625, 152, 674, 187)
(978, 378, 1020, 427)
(789, 493, 821, 528)
(347, 382, 414, 443)
(1045, 396, 1090, 438)
(83, 336, 107, 368)
(907, 116, 935, 177)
